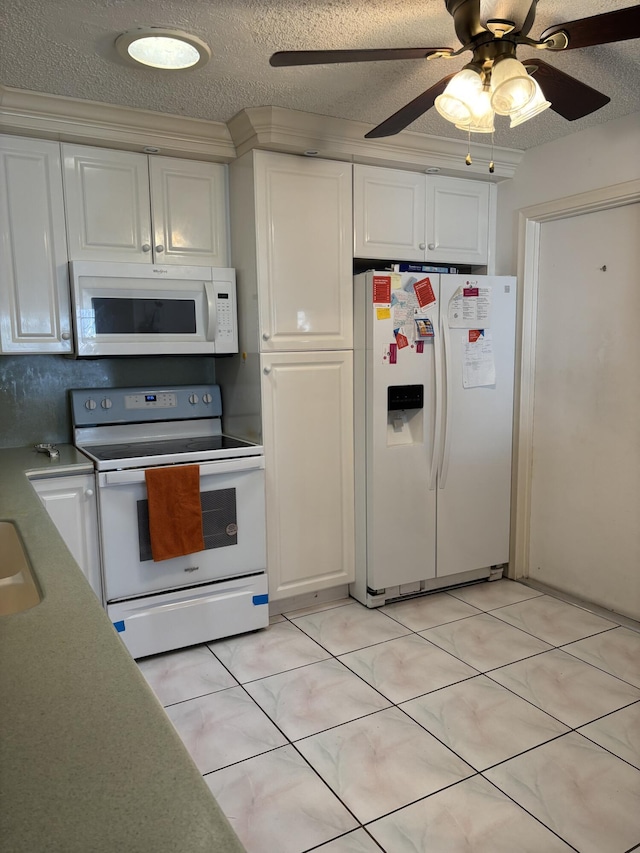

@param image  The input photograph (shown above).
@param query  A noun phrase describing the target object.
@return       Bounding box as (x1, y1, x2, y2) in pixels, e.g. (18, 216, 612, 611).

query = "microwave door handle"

(204, 281, 217, 342)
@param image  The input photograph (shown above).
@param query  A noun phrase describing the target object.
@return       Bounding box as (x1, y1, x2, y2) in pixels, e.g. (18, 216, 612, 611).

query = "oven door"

(97, 456, 266, 601)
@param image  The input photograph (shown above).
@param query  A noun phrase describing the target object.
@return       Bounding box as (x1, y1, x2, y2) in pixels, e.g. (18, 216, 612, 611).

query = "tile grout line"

(141, 586, 637, 853)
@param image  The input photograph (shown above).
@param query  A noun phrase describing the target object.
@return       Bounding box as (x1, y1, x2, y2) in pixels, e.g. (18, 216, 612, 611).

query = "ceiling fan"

(269, 1, 640, 139)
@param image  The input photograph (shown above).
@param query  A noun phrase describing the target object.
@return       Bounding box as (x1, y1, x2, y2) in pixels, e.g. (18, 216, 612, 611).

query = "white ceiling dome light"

(115, 28, 211, 70)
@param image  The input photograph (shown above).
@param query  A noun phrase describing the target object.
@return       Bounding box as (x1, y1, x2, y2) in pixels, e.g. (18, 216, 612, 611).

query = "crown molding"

(0, 85, 523, 178)
(227, 106, 523, 180)
(0, 84, 235, 161)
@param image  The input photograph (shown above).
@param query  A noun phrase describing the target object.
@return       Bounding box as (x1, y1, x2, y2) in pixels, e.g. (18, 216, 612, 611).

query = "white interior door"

(529, 203, 640, 619)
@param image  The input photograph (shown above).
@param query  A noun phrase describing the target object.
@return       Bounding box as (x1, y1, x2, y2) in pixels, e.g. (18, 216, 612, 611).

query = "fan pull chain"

(489, 130, 495, 174)
(465, 128, 472, 166)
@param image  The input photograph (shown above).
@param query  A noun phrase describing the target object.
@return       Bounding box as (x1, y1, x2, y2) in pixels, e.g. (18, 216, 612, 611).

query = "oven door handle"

(101, 456, 265, 486)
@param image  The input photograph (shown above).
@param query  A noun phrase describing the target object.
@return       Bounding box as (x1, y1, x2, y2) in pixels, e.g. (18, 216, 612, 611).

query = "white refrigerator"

(351, 270, 517, 607)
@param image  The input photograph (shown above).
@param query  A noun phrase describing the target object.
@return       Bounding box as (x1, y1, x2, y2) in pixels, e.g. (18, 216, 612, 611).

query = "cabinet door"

(426, 176, 490, 265)
(62, 144, 152, 262)
(255, 152, 352, 351)
(32, 474, 102, 601)
(261, 351, 354, 600)
(353, 165, 426, 261)
(0, 136, 72, 353)
(149, 157, 229, 266)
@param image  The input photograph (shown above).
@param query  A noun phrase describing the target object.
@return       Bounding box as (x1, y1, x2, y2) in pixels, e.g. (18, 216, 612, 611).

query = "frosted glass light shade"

(509, 76, 551, 126)
(490, 57, 536, 115)
(435, 68, 484, 125)
(115, 28, 211, 69)
(455, 90, 495, 133)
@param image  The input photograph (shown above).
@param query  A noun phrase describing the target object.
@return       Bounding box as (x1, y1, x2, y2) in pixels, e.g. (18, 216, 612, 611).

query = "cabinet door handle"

(428, 243, 436, 250)
(263, 366, 272, 375)
(155, 244, 165, 253)
(418, 242, 426, 250)
(61, 332, 71, 341)
(262, 333, 271, 341)
(142, 243, 152, 253)
(85, 489, 94, 497)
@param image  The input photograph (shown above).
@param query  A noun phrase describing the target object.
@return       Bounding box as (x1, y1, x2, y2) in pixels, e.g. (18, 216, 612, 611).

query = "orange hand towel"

(145, 465, 205, 562)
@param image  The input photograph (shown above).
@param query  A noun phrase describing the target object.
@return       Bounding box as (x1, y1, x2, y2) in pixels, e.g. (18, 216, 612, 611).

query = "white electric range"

(71, 384, 268, 658)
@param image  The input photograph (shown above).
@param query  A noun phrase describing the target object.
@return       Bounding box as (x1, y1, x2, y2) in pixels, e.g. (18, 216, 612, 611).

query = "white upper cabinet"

(149, 157, 229, 267)
(354, 166, 426, 262)
(253, 151, 353, 351)
(62, 144, 229, 266)
(0, 136, 72, 353)
(425, 175, 490, 265)
(63, 145, 151, 263)
(353, 165, 491, 266)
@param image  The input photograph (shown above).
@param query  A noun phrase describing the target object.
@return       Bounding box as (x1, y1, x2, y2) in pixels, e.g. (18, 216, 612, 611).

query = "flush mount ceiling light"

(115, 28, 211, 70)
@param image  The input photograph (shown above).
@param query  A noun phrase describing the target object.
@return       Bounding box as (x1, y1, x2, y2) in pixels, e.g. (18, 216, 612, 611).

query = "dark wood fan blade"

(540, 5, 640, 50)
(525, 59, 610, 121)
(270, 48, 453, 67)
(365, 74, 457, 139)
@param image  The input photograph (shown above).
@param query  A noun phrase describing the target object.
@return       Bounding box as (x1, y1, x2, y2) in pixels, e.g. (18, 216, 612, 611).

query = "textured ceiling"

(1, 0, 638, 150)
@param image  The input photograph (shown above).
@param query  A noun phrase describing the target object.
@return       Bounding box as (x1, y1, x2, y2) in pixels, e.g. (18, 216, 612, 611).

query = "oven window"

(92, 297, 196, 335)
(136, 488, 237, 562)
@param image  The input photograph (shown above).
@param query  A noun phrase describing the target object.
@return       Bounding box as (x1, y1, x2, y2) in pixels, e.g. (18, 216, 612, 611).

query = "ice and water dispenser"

(387, 384, 424, 446)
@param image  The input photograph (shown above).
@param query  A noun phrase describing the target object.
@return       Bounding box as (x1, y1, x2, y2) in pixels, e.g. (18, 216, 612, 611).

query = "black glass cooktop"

(86, 435, 256, 461)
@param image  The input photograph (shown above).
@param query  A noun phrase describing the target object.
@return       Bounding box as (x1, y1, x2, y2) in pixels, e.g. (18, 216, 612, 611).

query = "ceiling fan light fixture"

(435, 67, 483, 125)
(455, 90, 495, 133)
(115, 28, 211, 70)
(509, 75, 551, 126)
(490, 56, 537, 115)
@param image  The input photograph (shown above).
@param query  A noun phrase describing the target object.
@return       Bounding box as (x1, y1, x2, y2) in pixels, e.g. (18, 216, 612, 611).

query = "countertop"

(0, 445, 245, 853)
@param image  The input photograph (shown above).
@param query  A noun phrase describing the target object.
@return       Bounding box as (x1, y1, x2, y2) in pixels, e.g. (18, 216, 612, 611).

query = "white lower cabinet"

(260, 351, 354, 600)
(32, 474, 102, 601)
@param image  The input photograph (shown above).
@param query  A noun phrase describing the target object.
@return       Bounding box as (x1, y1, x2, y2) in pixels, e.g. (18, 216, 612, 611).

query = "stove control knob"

(84, 399, 97, 411)
(188, 393, 199, 405)
(202, 393, 213, 404)
(101, 398, 112, 410)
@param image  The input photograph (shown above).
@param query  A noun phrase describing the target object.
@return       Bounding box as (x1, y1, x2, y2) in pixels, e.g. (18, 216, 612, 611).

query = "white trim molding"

(0, 84, 236, 161)
(0, 85, 523, 177)
(511, 178, 640, 579)
(228, 106, 523, 180)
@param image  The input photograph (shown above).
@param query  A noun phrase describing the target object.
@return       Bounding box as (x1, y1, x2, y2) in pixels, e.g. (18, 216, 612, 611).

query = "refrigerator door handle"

(439, 312, 453, 490)
(429, 316, 443, 491)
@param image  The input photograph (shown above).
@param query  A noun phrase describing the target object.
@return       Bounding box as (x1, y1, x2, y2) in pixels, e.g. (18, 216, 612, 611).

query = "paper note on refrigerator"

(462, 330, 496, 387)
(449, 286, 492, 328)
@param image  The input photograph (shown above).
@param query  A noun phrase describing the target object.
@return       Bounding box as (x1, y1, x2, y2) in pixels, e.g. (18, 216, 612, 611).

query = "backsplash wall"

(0, 355, 217, 448)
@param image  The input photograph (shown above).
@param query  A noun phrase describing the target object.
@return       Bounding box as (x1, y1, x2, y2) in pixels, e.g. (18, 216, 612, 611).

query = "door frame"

(510, 178, 640, 578)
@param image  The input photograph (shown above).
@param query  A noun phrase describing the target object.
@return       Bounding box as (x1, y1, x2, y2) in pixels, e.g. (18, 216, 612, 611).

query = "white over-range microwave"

(70, 261, 238, 357)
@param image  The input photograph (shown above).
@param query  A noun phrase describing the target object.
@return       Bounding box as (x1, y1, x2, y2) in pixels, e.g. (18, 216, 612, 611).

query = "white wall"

(495, 111, 640, 274)
(496, 112, 640, 618)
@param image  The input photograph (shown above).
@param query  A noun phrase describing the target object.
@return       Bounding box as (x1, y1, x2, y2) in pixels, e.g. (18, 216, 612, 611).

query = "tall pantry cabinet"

(218, 150, 354, 602)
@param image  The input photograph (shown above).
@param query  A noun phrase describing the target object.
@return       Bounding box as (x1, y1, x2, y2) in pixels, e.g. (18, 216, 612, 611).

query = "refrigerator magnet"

(415, 318, 434, 338)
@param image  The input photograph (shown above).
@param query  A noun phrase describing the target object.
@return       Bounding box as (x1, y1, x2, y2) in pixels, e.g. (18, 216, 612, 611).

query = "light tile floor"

(137, 580, 640, 853)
